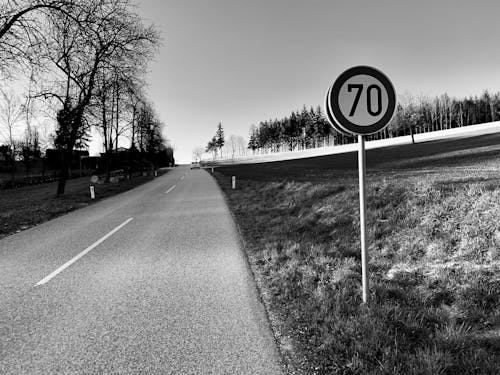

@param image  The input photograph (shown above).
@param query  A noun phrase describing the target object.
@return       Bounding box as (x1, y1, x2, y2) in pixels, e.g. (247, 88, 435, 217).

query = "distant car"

(190, 161, 200, 169)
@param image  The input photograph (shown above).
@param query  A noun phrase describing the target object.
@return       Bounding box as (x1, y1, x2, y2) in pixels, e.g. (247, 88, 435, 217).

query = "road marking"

(35, 218, 134, 286)
(180, 176, 185, 180)
(165, 185, 176, 194)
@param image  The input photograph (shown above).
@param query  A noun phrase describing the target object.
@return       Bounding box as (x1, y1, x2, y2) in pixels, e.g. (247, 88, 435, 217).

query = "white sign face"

(326, 66, 396, 135)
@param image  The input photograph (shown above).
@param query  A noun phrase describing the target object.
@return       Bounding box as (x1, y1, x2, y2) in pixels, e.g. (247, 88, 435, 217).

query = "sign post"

(325, 66, 396, 304)
(358, 134, 368, 303)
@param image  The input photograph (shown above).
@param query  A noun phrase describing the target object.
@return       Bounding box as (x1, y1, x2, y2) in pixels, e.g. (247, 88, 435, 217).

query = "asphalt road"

(0, 166, 283, 374)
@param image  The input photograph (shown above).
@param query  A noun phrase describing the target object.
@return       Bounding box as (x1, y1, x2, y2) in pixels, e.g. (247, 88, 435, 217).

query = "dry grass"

(214, 135, 500, 374)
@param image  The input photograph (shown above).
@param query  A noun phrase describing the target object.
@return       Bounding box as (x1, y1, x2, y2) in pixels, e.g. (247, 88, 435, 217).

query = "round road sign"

(325, 66, 396, 135)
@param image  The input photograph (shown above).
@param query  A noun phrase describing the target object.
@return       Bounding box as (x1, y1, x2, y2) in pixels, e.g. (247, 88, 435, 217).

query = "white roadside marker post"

(211, 167, 214, 173)
(89, 185, 95, 200)
(232, 176, 236, 189)
(325, 66, 396, 305)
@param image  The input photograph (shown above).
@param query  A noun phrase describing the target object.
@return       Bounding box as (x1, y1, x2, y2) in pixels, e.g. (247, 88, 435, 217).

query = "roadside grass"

(0, 171, 167, 239)
(213, 137, 500, 374)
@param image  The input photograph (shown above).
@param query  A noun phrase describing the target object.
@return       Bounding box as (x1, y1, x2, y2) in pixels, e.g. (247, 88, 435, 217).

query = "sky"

(133, 0, 500, 163)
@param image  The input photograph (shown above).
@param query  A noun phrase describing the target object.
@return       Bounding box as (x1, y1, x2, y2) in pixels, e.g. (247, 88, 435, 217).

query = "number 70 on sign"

(325, 66, 396, 136)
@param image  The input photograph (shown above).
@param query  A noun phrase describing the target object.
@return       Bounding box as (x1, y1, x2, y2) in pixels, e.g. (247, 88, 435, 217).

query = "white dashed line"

(35, 218, 134, 286)
(165, 185, 176, 194)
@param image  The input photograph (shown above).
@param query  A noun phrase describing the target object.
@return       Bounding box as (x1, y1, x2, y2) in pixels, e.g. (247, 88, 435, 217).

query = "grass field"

(0, 171, 167, 239)
(213, 134, 500, 374)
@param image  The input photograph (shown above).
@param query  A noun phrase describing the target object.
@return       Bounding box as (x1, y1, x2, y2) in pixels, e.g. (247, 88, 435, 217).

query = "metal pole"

(358, 134, 369, 304)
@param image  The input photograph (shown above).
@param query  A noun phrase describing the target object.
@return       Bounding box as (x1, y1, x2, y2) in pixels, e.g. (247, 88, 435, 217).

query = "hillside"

(213, 131, 500, 374)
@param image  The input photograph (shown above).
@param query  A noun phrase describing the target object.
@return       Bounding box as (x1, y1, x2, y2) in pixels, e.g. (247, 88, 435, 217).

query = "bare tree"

(20, 125, 41, 177)
(227, 134, 237, 158)
(133, 100, 167, 170)
(91, 67, 119, 181)
(236, 135, 246, 157)
(125, 80, 147, 149)
(192, 146, 204, 161)
(91, 68, 148, 181)
(34, 118, 53, 153)
(0, 0, 80, 77)
(91, 59, 151, 172)
(0, 88, 24, 183)
(35, 0, 160, 195)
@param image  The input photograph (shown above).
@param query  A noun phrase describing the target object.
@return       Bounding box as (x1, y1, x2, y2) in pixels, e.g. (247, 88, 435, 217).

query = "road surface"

(0, 166, 283, 374)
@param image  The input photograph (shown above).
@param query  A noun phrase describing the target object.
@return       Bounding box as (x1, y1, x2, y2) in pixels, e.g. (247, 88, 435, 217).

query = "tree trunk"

(42, 156, 46, 178)
(115, 82, 120, 151)
(105, 151, 111, 182)
(10, 155, 15, 186)
(56, 149, 71, 196)
(131, 106, 136, 148)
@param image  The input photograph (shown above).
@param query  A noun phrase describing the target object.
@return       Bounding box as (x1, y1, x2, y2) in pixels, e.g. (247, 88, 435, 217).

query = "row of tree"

(194, 128, 247, 161)
(248, 106, 332, 153)
(244, 91, 500, 154)
(0, 0, 170, 194)
(205, 122, 225, 158)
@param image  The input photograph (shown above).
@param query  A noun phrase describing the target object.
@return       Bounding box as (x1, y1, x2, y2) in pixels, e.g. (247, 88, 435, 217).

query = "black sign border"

(328, 66, 396, 135)
(325, 84, 351, 136)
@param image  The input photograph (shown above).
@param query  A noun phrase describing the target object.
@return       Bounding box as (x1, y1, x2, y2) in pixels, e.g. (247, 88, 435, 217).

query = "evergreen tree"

(215, 122, 225, 156)
(206, 136, 218, 158)
(247, 124, 259, 153)
(286, 111, 300, 150)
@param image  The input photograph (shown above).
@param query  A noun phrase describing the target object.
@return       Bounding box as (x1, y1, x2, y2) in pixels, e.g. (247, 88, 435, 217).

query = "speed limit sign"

(324, 66, 397, 305)
(326, 66, 396, 135)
